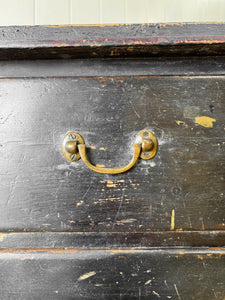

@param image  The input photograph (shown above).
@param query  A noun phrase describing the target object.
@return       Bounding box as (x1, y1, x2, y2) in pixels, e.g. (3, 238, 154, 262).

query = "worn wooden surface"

(0, 23, 225, 60)
(0, 248, 225, 299)
(0, 75, 224, 232)
(0, 24, 225, 299)
(1, 232, 225, 249)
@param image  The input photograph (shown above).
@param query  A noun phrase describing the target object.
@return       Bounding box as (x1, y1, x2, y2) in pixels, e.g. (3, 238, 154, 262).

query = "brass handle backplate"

(62, 130, 158, 174)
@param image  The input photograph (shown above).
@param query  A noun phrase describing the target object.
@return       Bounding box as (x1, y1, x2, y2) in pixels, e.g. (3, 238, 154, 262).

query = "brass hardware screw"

(143, 131, 149, 138)
(70, 134, 76, 140)
(70, 154, 76, 161)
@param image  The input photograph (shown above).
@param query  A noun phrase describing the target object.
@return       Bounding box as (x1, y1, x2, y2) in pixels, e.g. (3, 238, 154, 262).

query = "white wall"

(0, 0, 224, 26)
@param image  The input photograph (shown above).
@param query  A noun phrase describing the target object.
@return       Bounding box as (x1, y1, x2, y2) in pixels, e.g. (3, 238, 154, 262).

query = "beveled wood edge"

(0, 23, 225, 60)
(1, 57, 225, 78)
(0, 231, 225, 249)
(0, 247, 225, 255)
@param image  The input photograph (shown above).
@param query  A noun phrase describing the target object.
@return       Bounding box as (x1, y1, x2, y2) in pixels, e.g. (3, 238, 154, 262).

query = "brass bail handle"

(62, 130, 158, 174)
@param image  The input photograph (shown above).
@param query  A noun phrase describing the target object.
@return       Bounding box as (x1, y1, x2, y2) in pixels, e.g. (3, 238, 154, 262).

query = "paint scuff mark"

(76, 200, 84, 207)
(170, 209, 175, 230)
(195, 116, 216, 128)
(96, 164, 105, 168)
(119, 218, 137, 223)
(129, 100, 140, 118)
(149, 161, 156, 167)
(145, 279, 152, 285)
(99, 147, 106, 151)
(56, 164, 70, 170)
(153, 290, 160, 298)
(78, 271, 96, 281)
(20, 256, 35, 260)
(107, 180, 117, 188)
(175, 120, 185, 126)
(0, 233, 7, 241)
(174, 284, 181, 299)
(183, 105, 200, 119)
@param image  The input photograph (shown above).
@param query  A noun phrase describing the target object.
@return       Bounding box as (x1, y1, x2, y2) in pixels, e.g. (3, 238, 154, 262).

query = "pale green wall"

(0, 0, 224, 25)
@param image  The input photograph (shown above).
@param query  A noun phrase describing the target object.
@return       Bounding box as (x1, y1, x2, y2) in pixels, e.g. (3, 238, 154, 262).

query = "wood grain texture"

(0, 248, 225, 299)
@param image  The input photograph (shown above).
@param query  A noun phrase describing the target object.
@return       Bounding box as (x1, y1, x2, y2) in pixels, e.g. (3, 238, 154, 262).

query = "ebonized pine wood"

(0, 23, 224, 299)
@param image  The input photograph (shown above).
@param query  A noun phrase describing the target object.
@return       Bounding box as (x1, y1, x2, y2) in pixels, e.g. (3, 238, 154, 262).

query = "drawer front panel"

(0, 75, 224, 232)
(0, 249, 225, 300)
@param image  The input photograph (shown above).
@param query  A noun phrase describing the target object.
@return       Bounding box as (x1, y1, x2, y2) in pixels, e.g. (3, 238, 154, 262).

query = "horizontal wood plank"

(1, 232, 225, 249)
(0, 248, 224, 299)
(1, 57, 225, 78)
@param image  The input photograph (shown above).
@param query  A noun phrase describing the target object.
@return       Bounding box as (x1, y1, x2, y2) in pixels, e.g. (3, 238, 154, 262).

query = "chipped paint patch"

(56, 164, 70, 170)
(119, 219, 137, 223)
(170, 209, 175, 230)
(195, 116, 216, 128)
(175, 120, 185, 126)
(76, 200, 84, 207)
(0, 233, 7, 241)
(106, 180, 117, 188)
(78, 271, 96, 281)
(153, 291, 160, 298)
(149, 161, 156, 167)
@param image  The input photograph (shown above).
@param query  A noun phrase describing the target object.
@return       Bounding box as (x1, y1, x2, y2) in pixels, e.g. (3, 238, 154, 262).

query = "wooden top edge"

(0, 23, 225, 59)
(1, 23, 225, 45)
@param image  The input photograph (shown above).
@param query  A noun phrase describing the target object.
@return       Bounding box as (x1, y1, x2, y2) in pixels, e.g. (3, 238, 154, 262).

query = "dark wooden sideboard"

(0, 23, 224, 299)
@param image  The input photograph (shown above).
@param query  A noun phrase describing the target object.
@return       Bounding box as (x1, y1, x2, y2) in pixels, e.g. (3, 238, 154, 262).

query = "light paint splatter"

(145, 279, 152, 285)
(170, 209, 175, 230)
(195, 116, 216, 128)
(78, 271, 96, 281)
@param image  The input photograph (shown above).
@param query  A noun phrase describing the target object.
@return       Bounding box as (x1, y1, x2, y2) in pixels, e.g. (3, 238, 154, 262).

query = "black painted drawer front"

(0, 75, 224, 232)
(0, 249, 225, 300)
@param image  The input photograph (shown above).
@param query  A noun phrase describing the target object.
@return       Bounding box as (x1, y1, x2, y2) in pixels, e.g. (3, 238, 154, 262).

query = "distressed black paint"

(0, 249, 225, 300)
(0, 24, 224, 299)
(0, 76, 224, 232)
(0, 23, 225, 60)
